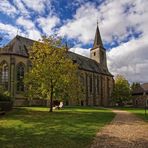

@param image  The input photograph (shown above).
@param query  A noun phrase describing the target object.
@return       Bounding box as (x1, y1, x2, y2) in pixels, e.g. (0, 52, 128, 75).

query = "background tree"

(131, 82, 141, 92)
(24, 36, 83, 112)
(112, 75, 131, 106)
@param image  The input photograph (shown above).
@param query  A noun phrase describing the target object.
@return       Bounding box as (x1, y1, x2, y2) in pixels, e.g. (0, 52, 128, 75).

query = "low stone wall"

(14, 99, 47, 107)
(31, 99, 47, 106)
(133, 95, 146, 107)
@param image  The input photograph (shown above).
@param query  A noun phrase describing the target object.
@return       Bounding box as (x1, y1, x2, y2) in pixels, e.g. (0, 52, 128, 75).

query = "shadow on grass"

(0, 107, 115, 148)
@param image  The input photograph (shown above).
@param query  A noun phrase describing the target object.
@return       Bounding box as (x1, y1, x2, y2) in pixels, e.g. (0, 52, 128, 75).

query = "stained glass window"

(16, 63, 25, 92)
(0, 62, 8, 90)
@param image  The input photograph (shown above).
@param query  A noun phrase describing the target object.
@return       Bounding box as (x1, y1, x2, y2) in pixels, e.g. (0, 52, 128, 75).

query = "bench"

(53, 102, 63, 110)
(0, 107, 6, 115)
(0, 111, 5, 115)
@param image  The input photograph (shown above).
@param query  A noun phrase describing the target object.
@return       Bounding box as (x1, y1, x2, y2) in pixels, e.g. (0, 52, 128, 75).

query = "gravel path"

(91, 110, 148, 148)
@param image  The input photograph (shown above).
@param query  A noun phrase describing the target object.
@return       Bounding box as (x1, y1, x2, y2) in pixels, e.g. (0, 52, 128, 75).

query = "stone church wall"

(14, 98, 47, 106)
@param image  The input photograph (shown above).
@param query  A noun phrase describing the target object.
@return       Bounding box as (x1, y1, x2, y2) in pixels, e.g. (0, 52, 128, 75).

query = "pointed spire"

(93, 21, 103, 48)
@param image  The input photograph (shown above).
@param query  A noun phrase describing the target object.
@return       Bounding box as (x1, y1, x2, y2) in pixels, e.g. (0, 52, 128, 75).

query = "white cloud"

(60, 0, 148, 83)
(13, 0, 30, 17)
(0, 0, 51, 18)
(27, 29, 42, 41)
(16, 16, 41, 40)
(0, 1, 18, 17)
(107, 34, 148, 83)
(0, 22, 19, 38)
(70, 47, 90, 58)
(17, 17, 34, 29)
(21, 0, 51, 13)
(106, 0, 148, 83)
(59, 3, 98, 44)
(59, 0, 145, 44)
(37, 15, 60, 36)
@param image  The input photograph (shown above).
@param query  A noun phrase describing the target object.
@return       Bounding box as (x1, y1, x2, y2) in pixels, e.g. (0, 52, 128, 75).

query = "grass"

(113, 107, 148, 121)
(0, 107, 115, 148)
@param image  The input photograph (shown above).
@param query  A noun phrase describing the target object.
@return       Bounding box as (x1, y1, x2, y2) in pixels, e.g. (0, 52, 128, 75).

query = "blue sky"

(0, 0, 148, 83)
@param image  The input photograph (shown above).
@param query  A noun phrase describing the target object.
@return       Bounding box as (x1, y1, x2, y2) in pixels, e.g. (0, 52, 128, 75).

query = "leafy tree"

(112, 75, 131, 106)
(24, 36, 83, 112)
(131, 82, 140, 92)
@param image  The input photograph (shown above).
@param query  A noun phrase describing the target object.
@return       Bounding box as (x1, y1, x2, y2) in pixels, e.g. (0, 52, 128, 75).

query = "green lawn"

(0, 107, 115, 148)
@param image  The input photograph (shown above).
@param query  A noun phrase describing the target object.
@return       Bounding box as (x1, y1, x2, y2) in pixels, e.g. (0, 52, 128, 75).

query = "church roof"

(0, 35, 34, 57)
(0, 35, 113, 76)
(68, 51, 112, 75)
(92, 24, 103, 50)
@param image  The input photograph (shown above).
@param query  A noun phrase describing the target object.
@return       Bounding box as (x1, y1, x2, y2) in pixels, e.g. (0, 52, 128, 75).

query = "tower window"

(94, 52, 96, 56)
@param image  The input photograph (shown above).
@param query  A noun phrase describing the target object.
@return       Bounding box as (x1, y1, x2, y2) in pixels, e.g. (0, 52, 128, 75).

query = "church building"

(0, 24, 114, 106)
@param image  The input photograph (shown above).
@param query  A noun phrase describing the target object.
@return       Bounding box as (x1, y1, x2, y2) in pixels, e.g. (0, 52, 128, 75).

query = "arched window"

(0, 62, 9, 90)
(16, 63, 25, 92)
(96, 76, 99, 94)
(80, 75, 84, 86)
(90, 76, 92, 93)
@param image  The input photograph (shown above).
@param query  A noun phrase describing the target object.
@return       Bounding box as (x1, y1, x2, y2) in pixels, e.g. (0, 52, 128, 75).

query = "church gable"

(1, 35, 34, 57)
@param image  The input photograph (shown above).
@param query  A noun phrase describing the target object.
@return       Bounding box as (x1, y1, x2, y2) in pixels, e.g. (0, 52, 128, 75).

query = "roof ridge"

(142, 82, 148, 85)
(68, 51, 98, 63)
(16, 35, 36, 42)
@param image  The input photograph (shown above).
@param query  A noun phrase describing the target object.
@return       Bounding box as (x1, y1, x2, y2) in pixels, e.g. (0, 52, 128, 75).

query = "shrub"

(0, 85, 13, 111)
(0, 85, 12, 101)
(0, 94, 12, 101)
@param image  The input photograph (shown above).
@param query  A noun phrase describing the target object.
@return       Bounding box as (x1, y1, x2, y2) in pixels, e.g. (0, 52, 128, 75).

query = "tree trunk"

(49, 84, 53, 112)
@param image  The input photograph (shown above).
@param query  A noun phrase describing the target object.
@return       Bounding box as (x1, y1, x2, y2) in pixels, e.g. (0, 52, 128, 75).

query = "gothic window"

(90, 76, 92, 93)
(94, 52, 96, 56)
(73, 59, 77, 64)
(96, 76, 99, 94)
(16, 63, 25, 92)
(24, 45, 29, 55)
(79, 74, 85, 93)
(107, 78, 110, 96)
(80, 75, 84, 86)
(0, 62, 8, 90)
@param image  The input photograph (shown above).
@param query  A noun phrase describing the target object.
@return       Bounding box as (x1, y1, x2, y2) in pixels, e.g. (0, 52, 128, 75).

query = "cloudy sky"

(0, 0, 148, 83)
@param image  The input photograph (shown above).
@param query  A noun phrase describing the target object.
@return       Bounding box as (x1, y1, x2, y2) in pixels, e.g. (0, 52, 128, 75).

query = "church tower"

(90, 23, 107, 70)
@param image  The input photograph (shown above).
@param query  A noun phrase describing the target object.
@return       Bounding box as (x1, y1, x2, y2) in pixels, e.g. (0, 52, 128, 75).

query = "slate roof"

(141, 83, 148, 91)
(68, 51, 112, 75)
(0, 35, 113, 76)
(132, 83, 148, 95)
(0, 35, 34, 57)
